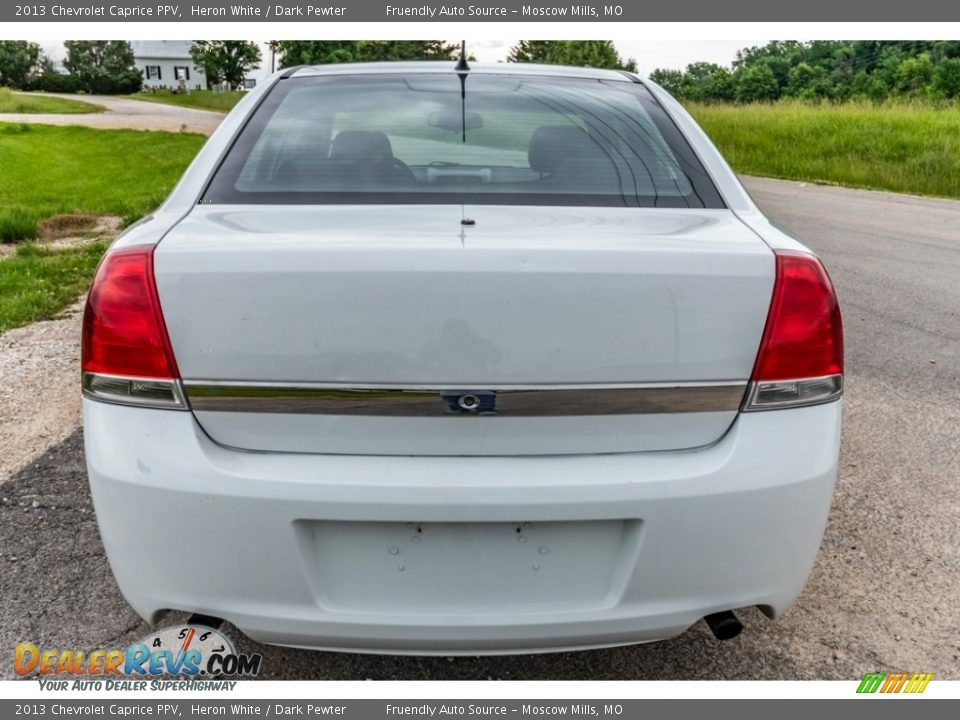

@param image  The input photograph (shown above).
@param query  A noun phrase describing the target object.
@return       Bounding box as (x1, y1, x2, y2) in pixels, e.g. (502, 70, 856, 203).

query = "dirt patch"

(38, 214, 104, 241)
(0, 298, 86, 485)
(0, 215, 121, 260)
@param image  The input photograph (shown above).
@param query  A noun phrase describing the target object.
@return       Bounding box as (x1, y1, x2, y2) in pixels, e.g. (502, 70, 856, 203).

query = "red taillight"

(82, 246, 179, 379)
(82, 246, 186, 409)
(752, 251, 843, 381)
(745, 251, 843, 410)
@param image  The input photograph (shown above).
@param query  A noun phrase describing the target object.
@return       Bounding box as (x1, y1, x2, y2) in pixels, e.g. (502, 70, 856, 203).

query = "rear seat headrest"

(528, 125, 592, 174)
(331, 130, 395, 164)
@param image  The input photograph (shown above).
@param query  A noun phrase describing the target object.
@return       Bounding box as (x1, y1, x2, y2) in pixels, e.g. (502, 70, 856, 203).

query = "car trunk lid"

(153, 204, 772, 455)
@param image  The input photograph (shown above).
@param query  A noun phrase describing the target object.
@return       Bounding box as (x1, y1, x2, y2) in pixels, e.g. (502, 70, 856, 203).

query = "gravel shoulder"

(0, 300, 85, 484)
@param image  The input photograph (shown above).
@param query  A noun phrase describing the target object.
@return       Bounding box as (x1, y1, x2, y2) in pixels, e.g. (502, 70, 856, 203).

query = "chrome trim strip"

(741, 374, 843, 412)
(182, 381, 747, 416)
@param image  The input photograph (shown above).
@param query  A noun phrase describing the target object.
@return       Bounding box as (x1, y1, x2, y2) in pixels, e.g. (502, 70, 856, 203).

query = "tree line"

(9, 39, 960, 103)
(650, 41, 960, 103)
(0, 40, 638, 95)
(0, 41, 143, 94)
(0, 40, 266, 94)
(267, 40, 636, 71)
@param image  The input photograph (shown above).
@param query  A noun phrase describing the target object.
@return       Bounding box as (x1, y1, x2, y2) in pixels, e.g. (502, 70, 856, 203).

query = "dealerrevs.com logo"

(14, 625, 262, 690)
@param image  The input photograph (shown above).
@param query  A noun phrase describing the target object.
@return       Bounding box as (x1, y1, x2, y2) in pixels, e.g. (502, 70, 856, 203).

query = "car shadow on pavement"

(1, 430, 822, 681)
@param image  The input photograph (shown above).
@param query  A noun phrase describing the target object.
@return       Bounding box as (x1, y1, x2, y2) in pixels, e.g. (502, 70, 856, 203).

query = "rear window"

(203, 73, 724, 209)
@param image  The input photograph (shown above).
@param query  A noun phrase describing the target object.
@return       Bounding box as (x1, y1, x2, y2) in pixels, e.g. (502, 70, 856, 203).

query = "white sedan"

(82, 61, 843, 655)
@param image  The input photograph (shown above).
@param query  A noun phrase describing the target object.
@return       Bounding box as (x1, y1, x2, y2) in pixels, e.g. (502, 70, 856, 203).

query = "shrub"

(932, 58, 960, 98)
(25, 72, 82, 94)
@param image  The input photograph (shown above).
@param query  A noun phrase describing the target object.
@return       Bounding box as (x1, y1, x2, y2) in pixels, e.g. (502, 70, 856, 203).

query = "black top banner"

(6, 0, 960, 22)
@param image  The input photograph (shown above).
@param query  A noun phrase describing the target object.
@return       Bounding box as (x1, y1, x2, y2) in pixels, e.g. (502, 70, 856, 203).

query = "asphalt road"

(0, 94, 224, 135)
(1, 177, 958, 680)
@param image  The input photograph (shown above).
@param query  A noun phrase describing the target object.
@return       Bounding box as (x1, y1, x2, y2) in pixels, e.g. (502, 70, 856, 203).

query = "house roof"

(132, 41, 194, 60)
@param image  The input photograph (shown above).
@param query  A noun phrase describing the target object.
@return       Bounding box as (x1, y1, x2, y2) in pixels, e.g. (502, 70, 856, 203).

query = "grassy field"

(127, 89, 245, 112)
(0, 123, 206, 242)
(688, 100, 960, 199)
(0, 88, 102, 114)
(123, 95, 960, 199)
(0, 242, 106, 334)
(0, 122, 204, 332)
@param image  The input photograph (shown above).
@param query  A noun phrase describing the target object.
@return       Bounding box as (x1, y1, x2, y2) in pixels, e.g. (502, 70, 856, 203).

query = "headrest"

(331, 131, 394, 164)
(528, 125, 592, 174)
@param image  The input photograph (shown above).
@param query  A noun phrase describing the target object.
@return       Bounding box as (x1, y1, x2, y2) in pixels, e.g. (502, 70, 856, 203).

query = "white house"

(132, 41, 206, 91)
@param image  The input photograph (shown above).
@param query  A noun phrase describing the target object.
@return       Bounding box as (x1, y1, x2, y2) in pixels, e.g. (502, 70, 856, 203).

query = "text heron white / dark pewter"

(82, 61, 843, 655)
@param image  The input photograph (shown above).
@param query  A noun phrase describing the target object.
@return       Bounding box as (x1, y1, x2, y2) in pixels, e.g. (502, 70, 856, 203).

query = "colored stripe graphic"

(857, 672, 932, 694)
(857, 673, 885, 693)
(904, 673, 933, 693)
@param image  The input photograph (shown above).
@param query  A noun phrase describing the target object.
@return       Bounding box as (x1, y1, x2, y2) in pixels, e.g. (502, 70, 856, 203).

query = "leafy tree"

(734, 64, 779, 102)
(932, 41, 960, 60)
(894, 53, 934, 94)
(190, 41, 261, 89)
(63, 41, 142, 94)
(785, 62, 832, 99)
(37, 53, 57, 76)
(508, 41, 637, 72)
(269, 41, 457, 68)
(866, 76, 890, 103)
(507, 41, 553, 64)
(651, 40, 960, 104)
(355, 41, 459, 62)
(932, 57, 960, 98)
(648, 68, 690, 98)
(269, 41, 359, 67)
(685, 62, 735, 101)
(0, 41, 41, 89)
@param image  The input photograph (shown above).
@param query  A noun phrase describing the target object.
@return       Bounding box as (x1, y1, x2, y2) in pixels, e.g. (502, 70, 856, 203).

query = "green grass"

(0, 242, 106, 334)
(0, 122, 204, 331)
(127, 89, 245, 112)
(0, 122, 206, 242)
(0, 88, 103, 114)
(687, 100, 960, 199)
(0, 206, 38, 244)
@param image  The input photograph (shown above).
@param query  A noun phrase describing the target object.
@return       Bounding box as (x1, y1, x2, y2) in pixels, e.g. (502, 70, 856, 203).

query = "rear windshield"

(203, 73, 724, 209)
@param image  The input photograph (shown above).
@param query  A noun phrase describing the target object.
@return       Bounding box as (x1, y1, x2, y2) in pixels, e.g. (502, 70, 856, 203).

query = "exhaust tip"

(703, 610, 743, 641)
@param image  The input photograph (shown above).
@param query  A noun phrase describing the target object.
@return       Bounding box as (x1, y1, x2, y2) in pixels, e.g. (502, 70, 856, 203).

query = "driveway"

(1, 177, 958, 680)
(0, 94, 224, 135)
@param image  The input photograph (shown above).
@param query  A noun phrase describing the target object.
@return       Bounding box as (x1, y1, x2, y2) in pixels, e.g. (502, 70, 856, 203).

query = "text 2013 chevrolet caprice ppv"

(83, 61, 843, 654)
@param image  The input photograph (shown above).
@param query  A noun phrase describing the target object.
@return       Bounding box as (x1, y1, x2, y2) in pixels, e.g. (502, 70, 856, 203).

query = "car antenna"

(456, 41, 469, 143)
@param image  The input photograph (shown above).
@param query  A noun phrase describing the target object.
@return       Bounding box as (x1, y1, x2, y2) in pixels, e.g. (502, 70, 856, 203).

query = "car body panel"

(85, 397, 840, 655)
(153, 205, 773, 454)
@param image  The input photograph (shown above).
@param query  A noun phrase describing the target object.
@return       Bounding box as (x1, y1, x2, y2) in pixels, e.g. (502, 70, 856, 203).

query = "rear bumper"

(83, 398, 840, 655)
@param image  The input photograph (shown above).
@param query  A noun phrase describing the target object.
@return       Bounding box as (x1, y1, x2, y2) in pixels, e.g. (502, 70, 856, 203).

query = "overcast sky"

(40, 39, 770, 81)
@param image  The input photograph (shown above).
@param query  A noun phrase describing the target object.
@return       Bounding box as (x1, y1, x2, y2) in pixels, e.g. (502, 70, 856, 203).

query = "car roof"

(287, 61, 637, 82)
